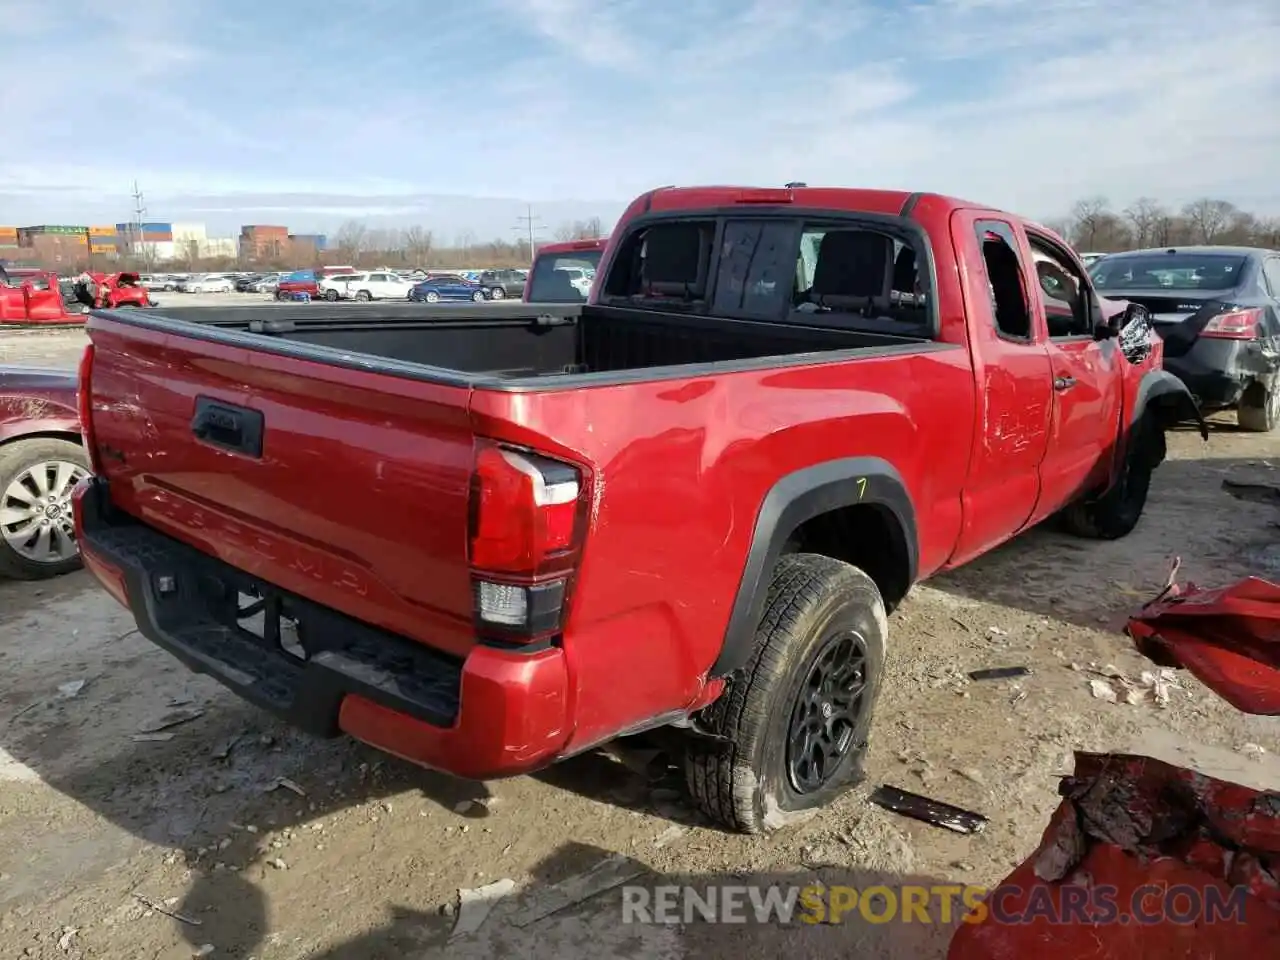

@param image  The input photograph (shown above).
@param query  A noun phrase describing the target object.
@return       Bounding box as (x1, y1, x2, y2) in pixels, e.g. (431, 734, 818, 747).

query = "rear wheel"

(355, 290, 372, 302)
(324, 289, 339, 302)
(1060, 417, 1158, 539)
(489, 287, 505, 300)
(0, 438, 91, 580)
(425, 291, 441, 303)
(472, 290, 486, 302)
(1238, 380, 1280, 433)
(684, 554, 887, 834)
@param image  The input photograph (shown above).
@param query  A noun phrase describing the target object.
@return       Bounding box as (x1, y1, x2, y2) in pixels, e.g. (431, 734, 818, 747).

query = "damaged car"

(1089, 246, 1280, 431)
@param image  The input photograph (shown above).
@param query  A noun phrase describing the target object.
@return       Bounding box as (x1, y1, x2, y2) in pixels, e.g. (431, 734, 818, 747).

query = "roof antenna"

(784, 181, 807, 189)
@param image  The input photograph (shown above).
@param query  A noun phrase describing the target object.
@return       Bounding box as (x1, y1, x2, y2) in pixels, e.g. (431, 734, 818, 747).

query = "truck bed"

(102, 302, 932, 387)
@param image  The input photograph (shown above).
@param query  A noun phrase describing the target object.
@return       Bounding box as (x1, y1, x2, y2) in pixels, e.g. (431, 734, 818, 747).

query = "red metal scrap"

(1125, 575, 1280, 715)
(948, 753, 1280, 959)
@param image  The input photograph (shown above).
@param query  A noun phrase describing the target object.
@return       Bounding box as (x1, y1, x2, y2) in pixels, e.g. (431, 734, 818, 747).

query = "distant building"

(240, 224, 289, 261)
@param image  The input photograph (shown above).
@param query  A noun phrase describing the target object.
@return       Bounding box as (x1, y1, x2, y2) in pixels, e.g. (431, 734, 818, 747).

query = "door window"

(974, 220, 1032, 341)
(1027, 235, 1091, 338)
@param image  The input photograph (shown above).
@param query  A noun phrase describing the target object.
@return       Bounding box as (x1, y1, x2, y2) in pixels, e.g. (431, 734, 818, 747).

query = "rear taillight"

(468, 440, 588, 643)
(1201, 307, 1262, 340)
(77, 344, 102, 472)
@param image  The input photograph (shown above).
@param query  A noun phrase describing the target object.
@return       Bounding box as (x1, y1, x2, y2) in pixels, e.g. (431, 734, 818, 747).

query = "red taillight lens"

(468, 441, 587, 641)
(77, 344, 101, 473)
(1201, 307, 1262, 340)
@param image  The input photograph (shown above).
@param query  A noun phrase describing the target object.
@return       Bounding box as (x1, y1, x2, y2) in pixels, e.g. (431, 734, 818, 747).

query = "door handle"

(1054, 376, 1076, 391)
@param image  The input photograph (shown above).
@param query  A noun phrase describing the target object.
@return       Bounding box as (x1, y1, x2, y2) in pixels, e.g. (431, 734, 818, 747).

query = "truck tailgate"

(85, 316, 478, 658)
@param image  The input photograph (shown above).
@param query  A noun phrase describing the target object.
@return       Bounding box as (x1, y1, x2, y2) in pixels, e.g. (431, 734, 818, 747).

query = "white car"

(317, 273, 361, 300)
(179, 273, 234, 293)
(343, 271, 415, 301)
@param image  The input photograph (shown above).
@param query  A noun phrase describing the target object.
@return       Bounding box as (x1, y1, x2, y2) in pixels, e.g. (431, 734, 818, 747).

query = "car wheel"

(471, 290, 486, 302)
(355, 290, 372, 302)
(1237, 379, 1279, 433)
(425, 291, 440, 303)
(324, 289, 339, 302)
(0, 438, 91, 580)
(489, 287, 505, 300)
(1059, 415, 1159, 539)
(684, 553, 887, 834)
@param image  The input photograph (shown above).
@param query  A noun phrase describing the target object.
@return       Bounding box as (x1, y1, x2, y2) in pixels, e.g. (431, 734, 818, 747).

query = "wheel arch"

(1133, 369, 1207, 439)
(711, 457, 919, 677)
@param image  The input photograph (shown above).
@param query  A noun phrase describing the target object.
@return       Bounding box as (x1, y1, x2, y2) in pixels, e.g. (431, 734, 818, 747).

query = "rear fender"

(711, 457, 918, 677)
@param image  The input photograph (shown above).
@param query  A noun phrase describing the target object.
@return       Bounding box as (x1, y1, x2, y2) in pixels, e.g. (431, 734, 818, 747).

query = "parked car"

(317, 273, 361, 301)
(1089, 246, 1280, 431)
(342, 271, 415, 301)
(140, 274, 178, 292)
(0, 366, 88, 579)
(275, 270, 320, 300)
(73, 184, 1205, 833)
(179, 274, 234, 293)
(234, 274, 264, 292)
(249, 274, 284, 293)
(477, 268, 527, 300)
(408, 274, 488, 302)
(525, 238, 607, 302)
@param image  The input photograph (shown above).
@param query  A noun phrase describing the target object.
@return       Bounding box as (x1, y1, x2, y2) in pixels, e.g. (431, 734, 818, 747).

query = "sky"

(2, 0, 1279, 241)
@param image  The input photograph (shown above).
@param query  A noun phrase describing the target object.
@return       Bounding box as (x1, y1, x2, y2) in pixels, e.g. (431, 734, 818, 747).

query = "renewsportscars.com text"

(621, 882, 1249, 926)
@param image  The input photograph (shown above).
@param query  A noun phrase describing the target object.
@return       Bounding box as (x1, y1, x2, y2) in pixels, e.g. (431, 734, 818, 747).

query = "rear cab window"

(598, 214, 936, 337)
(527, 248, 605, 302)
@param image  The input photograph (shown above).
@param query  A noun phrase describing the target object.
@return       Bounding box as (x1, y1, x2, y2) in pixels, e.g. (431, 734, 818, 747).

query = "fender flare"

(1134, 370, 1207, 440)
(710, 457, 918, 677)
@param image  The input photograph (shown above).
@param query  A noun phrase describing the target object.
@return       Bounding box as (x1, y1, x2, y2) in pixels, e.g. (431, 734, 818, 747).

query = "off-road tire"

(1237, 380, 1279, 433)
(1059, 418, 1160, 540)
(0, 438, 90, 580)
(684, 553, 888, 834)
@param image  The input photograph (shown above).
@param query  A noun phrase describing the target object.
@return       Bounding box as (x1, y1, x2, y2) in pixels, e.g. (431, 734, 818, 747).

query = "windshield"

(525, 249, 603, 302)
(1089, 253, 1249, 292)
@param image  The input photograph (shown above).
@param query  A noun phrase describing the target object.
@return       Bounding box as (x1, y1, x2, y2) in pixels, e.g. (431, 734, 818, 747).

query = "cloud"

(1, 0, 1277, 238)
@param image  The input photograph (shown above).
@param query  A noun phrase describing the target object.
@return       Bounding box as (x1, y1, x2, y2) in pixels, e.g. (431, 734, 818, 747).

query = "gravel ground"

(2, 330, 1279, 958)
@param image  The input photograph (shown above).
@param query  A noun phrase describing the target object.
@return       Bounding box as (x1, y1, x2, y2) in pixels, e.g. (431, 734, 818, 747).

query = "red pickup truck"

(72, 185, 1203, 833)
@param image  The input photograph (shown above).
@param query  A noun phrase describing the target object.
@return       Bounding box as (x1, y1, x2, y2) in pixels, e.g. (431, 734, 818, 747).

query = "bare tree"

(1181, 199, 1237, 244)
(334, 220, 369, 263)
(1068, 197, 1112, 250)
(402, 225, 433, 267)
(554, 217, 606, 241)
(1123, 198, 1165, 249)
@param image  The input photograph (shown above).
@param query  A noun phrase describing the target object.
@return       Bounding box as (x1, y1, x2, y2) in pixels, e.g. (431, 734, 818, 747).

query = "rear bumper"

(1163, 338, 1277, 410)
(72, 478, 571, 779)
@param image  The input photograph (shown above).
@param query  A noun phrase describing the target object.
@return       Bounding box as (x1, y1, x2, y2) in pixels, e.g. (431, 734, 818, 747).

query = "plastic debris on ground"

(949, 566, 1280, 958)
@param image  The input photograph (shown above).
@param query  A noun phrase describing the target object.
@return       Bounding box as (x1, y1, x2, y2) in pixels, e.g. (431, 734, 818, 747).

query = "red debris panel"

(1126, 574, 1280, 715)
(948, 752, 1280, 959)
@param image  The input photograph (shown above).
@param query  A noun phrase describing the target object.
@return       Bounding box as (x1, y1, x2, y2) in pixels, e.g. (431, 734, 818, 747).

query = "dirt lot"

(3, 329, 1280, 958)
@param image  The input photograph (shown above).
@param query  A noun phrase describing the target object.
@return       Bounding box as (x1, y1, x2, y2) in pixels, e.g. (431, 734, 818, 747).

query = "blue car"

(408, 274, 488, 303)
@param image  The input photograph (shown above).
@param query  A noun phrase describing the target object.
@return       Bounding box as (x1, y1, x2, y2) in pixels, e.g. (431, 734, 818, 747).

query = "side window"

(601, 220, 714, 304)
(1027, 235, 1091, 338)
(974, 220, 1032, 340)
(711, 219, 798, 316)
(370, 273, 388, 282)
(1263, 259, 1280, 299)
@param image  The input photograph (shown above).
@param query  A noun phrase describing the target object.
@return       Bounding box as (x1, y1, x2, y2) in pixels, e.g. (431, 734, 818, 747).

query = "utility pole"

(513, 203, 543, 262)
(131, 180, 152, 270)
